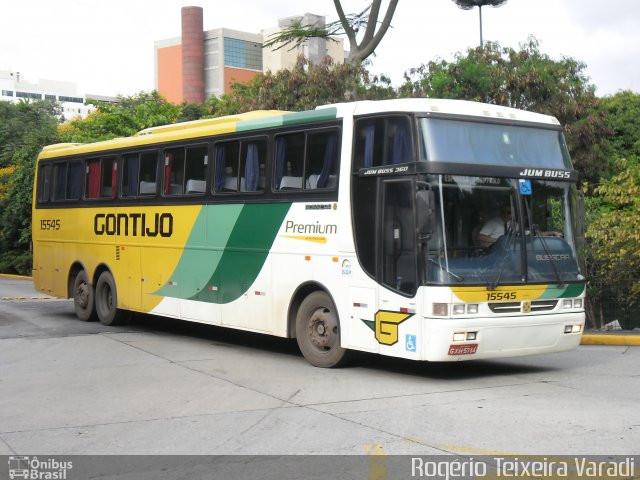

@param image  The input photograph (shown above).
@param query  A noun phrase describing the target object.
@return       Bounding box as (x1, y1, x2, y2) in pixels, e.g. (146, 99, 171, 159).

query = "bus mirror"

(416, 190, 436, 236)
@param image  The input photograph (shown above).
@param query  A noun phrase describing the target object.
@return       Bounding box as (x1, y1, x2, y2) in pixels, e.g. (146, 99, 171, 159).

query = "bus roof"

(40, 98, 560, 160)
(323, 98, 561, 127)
(39, 108, 337, 160)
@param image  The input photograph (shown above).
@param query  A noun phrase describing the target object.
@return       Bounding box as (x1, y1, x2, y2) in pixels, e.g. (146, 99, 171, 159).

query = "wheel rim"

(75, 281, 89, 309)
(307, 306, 338, 352)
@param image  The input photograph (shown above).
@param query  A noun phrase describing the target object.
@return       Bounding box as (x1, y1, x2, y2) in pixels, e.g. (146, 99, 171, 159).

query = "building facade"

(0, 70, 115, 119)
(154, 8, 345, 104)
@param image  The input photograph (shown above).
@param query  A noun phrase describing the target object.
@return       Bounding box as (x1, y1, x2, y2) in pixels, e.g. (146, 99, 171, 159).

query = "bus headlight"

(433, 303, 448, 316)
(453, 304, 466, 315)
(467, 304, 478, 314)
(563, 299, 584, 309)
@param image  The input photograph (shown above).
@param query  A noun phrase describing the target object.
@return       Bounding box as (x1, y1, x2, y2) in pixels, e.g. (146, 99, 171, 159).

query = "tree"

(400, 38, 610, 184)
(206, 56, 396, 116)
(0, 100, 60, 274)
(599, 90, 640, 162)
(451, 0, 508, 47)
(263, 0, 399, 66)
(583, 91, 640, 328)
(585, 158, 640, 327)
(58, 91, 182, 143)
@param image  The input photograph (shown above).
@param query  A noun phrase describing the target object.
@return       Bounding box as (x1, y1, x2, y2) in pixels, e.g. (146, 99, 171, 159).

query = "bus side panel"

(33, 243, 53, 295)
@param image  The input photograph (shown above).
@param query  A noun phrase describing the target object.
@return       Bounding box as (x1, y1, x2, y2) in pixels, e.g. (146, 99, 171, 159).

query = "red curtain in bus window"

(164, 153, 173, 194)
(86, 160, 100, 199)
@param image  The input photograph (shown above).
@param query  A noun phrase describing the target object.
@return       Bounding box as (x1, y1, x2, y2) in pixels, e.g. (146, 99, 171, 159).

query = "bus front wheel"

(73, 270, 96, 322)
(95, 271, 126, 326)
(295, 291, 350, 368)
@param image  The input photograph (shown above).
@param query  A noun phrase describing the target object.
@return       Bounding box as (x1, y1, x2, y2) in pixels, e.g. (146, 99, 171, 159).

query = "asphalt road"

(1, 277, 638, 464)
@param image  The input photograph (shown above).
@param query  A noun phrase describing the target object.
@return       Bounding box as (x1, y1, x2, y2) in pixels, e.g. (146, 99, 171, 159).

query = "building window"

(2, 90, 14, 97)
(223, 37, 262, 70)
(58, 96, 84, 104)
(45, 94, 57, 101)
(16, 91, 43, 100)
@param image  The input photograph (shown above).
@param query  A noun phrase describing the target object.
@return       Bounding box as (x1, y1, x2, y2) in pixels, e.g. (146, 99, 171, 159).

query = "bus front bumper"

(424, 312, 585, 362)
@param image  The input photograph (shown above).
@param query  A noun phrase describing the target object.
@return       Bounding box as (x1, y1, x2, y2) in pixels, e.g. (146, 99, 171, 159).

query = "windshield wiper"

(488, 225, 516, 290)
(532, 226, 565, 287)
(522, 199, 565, 287)
(428, 258, 464, 282)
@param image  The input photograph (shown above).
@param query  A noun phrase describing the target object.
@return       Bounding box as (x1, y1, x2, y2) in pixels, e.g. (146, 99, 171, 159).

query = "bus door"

(347, 176, 420, 357)
(376, 178, 420, 357)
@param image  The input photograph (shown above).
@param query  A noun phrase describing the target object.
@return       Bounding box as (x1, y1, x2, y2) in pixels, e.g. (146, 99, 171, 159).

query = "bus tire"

(95, 271, 126, 326)
(73, 270, 97, 322)
(295, 291, 350, 368)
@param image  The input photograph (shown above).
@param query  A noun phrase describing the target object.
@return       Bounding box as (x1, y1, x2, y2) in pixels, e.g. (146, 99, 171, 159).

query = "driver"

(478, 206, 511, 246)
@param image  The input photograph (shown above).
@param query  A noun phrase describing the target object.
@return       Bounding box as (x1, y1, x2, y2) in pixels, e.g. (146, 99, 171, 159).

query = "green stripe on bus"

(540, 282, 586, 299)
(155, 203, 291, 303)
(236, 108, 337, 132)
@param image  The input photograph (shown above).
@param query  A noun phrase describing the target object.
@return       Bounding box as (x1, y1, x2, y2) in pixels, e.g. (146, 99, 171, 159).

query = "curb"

(581, 334, 640, 346)
(0, 273, 32, 280)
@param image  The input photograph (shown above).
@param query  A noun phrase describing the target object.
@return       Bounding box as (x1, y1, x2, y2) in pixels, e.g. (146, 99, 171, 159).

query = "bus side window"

(185, 146, 207, 195)
(354, 117, 412, 169)
(305, 131, 338, 189)
(240, 140, 266, 192)
(66, 161, 82, 200)
(122, 154, 140, 197)
(275, 133, 304, 190)
(214, 141, 240, 192)
(37, 164, 51, 203)
(164, 149, 185, 196)
(139, 152, 158, 196)
(52, 163, 67, 201)
(85, 159, 100, 199)
(100, 158, 117, 198)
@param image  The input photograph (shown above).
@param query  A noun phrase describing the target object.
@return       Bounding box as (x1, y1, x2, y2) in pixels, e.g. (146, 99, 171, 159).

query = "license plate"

(448, 344, 478, 355)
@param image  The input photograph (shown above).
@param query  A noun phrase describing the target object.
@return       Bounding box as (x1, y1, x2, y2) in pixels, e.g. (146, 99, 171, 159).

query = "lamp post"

(451, 0, 508, 47)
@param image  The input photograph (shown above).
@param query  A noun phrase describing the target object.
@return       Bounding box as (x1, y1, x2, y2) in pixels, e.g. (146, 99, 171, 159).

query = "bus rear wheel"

(95, 271, 127, 326)
(73, 270, 97, 322)
(296, 291, 350, 368)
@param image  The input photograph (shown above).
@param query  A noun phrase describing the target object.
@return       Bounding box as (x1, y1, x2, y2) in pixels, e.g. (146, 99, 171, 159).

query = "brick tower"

(181, 6, 205, 104)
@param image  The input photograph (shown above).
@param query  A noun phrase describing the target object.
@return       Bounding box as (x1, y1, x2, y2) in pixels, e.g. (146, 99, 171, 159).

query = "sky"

(1, 0, 639, 98)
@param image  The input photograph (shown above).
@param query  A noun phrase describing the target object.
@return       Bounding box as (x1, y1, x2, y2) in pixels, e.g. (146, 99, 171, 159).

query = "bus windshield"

(418, 117, 572, 169)
(421, 174, 584, 286)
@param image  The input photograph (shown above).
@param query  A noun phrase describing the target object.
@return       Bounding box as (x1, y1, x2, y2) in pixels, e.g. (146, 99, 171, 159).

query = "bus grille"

(488, 300, 558, 314)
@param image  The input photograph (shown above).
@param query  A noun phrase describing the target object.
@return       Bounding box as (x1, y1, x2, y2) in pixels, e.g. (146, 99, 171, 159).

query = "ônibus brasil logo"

(8, 456, 73, 479)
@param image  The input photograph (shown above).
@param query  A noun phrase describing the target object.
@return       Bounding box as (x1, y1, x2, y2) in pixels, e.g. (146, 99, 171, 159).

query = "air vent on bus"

(488, 300, 558, 314)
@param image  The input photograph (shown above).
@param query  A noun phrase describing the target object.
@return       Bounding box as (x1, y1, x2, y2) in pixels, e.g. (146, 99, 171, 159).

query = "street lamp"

(451, 0, 508, 47)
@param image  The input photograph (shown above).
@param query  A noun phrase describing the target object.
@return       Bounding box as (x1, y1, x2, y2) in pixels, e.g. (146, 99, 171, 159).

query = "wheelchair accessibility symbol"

(406, 334, 417, 352)
(518, 179, 532, 196)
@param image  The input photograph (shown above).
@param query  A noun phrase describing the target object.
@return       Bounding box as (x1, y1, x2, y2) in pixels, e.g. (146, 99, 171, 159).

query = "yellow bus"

(32, 99, 586, 367)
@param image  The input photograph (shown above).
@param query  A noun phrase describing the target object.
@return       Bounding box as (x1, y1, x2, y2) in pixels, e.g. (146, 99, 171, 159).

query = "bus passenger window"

(85, 159, 100, 199)
(185, 146, 207, 195)
(214, 141, 240, 192)
(275, 133, 304, 190)
(164, 149, 185, 195)
(354, 116, 413, 169)
(240, 140, 266, 192)
(100, 158, 117, 198)
(52, 163, 67, 201)
(66, 162, 82, 200)
(37, 165, 51, 203)
(122, 154, 139, 197)
(306, 131, 338, 189)
(139, 152, 158, 195)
